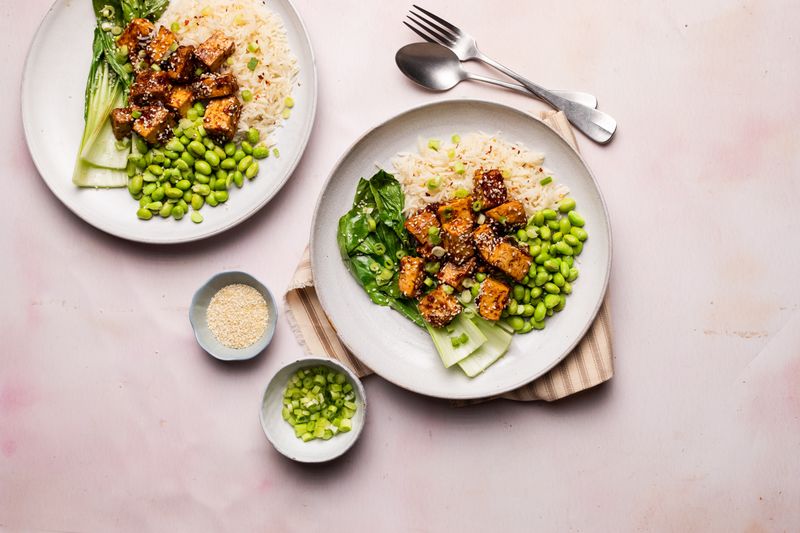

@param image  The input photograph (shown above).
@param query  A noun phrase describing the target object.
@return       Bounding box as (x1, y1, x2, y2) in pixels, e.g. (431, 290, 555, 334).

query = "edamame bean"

(542, 209, 557, 220)
(544, 283, 560, 294)
(531, 287, 542, 299)
(567, 268, 579, 282)
(554, 241, 574, 256)
(573, 241, 583, 255)
(136, 207, 152, 220)
(516, 229, 528, 242)
(133, 135, 147, 154)
(202, 137, 214, 150)
(508, 316, 525, 331)
(146, 201, 162, 211)
(559, 218, 571, 234)
(183, 190, 192, 202)
(570, 227, 588, 241)
(513, 285, 525, 301)
(172, 205, 185, 220)
(470, 284, 480, 298)
(560, 261, 570, 278)
(252, 145, 270, 159)
(159, 203, 173, 218)
(522, 304, 535, 317)
(206, 194, 219, 207)
(224, 142, 236, 156)
(544, 294, 560, 309)
(188, 140, 206, 157)
(151, 187, 165, 201)
(534, 302, 546, 322)
(528, 245, 541, 258)
(539, 226, 551, 241)
(562, 281, 572, 294)
(564, 234, 580, 247)
(180, 151, 195, 166)
(233, 149, 246, 162)
(532, 320, 545, 330)
(525, 227, 537, 239)
(558, 197, 576, 213)
(564, 256, 574, 267)
(533, 211, 545, 226)
(237, 155, 253, 172)
(194, 174, 210, 184)
(552, 231, 563, 243)
(245, 162, 259, 179)
(195, 160, 212, 175)
(128, 175, 143, 196)
(555, 295, 567, 312)
(508, 300, 518, 316)
(174, 159, 189, 171)
(246, 127, 260, 144)
(165, 187, 183, 199)
(241, 141, 253, 155)
(191, 212, 203, 223)
(543, 259, 560, 273)
(520, 322, 533, 334)
(220, 158, 236, 170)
(567, 210, 585, 227)
(214, 190, 228, 203)
(535, 271, 549, 286)
(214, 176, 228, 191)
(192, 184, 211, 196)
(176, 179, 191, 191)
(213, 146, 226, 160)
(548, 220, 560, 231)
(204, 151, 220, 167)
(191, 194, 204, 210)
(553, 273, 565, 287)
(165, 139, 184, 152)
(233, 171, 244, 188)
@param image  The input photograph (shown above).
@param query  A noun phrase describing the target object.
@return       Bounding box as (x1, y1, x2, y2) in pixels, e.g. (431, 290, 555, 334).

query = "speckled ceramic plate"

(310, 99, 612, 400)
(21, 0, 316, 243)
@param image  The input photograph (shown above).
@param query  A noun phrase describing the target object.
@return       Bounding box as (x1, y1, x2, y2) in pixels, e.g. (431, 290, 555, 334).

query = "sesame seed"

(206, 284, 269, 349)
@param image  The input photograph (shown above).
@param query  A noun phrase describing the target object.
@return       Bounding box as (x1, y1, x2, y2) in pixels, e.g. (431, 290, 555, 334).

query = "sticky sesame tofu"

(404, 209, 440, 246)
(473, 169, 508, 210)
(116, 18, 155, 55)
(193, 30, 236, 72)
(165, 45, 195, 83)
(192, 73, 239, 100)
(418, 286, 462, 328)
(398, 256, 425, 298)
(132, 105, 175, 144)
(203, 96, 242, 141)
(473, 224, 500, 262)
(166, 87, 194, 117)
(485, 200, 527, 228)
(438, 198, 474, 264)
(109, 108, 134, 140)
(477, 278, 511, 321)
(489, 242, 532, 282)
(129, 71, 173, 106)
(437, 258, 476, 290)
(146, 26, 177, 63)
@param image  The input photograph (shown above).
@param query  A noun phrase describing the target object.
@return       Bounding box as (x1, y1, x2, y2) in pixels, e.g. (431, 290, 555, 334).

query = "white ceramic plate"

(311, 99, 612, 400)
(21, 0, 316, 243)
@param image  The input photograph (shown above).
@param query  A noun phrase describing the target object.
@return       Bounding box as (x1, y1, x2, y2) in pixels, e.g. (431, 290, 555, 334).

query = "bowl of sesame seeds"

(189, 271, 278, 361)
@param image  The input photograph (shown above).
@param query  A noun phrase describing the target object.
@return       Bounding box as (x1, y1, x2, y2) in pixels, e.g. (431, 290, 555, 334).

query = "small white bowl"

(189, 271, 278, 361)
(260, 357, 367, 463)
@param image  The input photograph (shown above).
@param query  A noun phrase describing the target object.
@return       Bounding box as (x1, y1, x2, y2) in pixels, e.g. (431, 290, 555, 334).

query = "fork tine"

(408, 10, 457, 43)
(411, 4, 462, 36)
(403, 21, 434, 43)
(407, 13, 455, 46)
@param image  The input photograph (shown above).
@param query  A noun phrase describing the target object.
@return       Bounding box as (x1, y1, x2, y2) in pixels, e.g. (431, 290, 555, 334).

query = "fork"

(404, 5, 617, 144)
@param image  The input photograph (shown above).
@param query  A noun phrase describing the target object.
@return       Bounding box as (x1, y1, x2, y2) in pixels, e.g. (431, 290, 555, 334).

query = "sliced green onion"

(369, 262, 381, 273)
(539, 176, 553, 185)
(454, 188, 469, 198)
(454, 161, 465, 174)
(131, 110, 142, 119)
(241, 89, 253, 102)
(284, 96, 295, 108)
(171, 21, 180, 32)
(447, 149, 456, 160)
(395, 250, 407, 260)
(451, 134, 461, 144)
(472, 200, 483, 211)
(273, 148, 280, 158)
(424, 261, 440, 274)
(426, 177, 441, 190)
(423, 277, 434, 287)
(428, 139, 440, 151)
(374, 242, 387, 255)
(282, 108, 291, 119)
(247, 42, 260, 53)
(282, 366, 356, 442)
(441, 284, 454, 295)
(247, 57, 259, 70)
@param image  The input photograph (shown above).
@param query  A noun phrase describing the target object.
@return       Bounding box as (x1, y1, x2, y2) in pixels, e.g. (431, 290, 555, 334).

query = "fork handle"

(466, 73, 598, 109)
(475, 53, 617, 144)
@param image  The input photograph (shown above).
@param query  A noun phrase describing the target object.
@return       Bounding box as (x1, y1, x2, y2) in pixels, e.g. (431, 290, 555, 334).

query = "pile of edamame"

(125, 102, 271, 224)
(501, 197, 588, 334)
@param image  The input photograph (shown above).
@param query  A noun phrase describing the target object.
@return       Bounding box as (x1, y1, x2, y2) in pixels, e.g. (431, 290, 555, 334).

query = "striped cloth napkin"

(284, 110, 613, 401)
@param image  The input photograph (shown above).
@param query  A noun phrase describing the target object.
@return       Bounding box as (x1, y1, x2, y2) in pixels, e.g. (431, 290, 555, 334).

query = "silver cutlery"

(396, 42, 598, 109)
(404, 5, 617, 144)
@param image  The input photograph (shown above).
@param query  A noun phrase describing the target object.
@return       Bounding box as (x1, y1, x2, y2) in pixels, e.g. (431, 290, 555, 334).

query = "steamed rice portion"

(392, 133, 569, 216)
(158, 0, 298, 141)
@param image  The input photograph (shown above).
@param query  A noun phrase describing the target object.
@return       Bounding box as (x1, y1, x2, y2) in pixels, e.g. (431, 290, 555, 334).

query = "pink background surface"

(2, 0, 800, 531)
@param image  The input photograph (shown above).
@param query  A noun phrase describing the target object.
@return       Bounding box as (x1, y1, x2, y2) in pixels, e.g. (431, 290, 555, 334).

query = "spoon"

(396, 43, 598, 109)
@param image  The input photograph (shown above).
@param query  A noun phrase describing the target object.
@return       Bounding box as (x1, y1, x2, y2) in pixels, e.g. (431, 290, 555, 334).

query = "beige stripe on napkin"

(284, 111, 613, 401)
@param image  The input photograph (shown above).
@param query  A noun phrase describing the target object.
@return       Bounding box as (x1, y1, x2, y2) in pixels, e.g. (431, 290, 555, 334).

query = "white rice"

(158, 0, 298, 141)
(392, 132, 569, 216)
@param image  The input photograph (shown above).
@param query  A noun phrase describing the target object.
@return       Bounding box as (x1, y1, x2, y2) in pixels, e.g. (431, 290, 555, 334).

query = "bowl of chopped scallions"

(260, 357, 366, 463)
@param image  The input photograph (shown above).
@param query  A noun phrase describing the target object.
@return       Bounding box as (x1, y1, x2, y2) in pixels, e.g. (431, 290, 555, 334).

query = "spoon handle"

(466, 72, 598, 109)
(474, 52, 617, 144)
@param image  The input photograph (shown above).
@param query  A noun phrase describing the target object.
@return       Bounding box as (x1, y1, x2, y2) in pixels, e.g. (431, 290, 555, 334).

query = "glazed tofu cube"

(109, 107, 133, 140)
(477, 278, 510, 321)
(398, 256, 426, 298)
(404, 209, 440, 246)
(441, 218, 474, 264)
(203, 96, 242, 141)
(165, 45, 195, 83)
(485, 200, 527, 228)
(437, 258, 476, 290)
(489, 242, 532, 282)
(473, 169, 508, 210)
(132, 105, 175, 144)
(418, 286, 462, 328)
(116, 18, 155, 54)
(193, 30, 236, 71)
(473, 224, 499, 262)
(437, 197, 474, 227)
(166, 87, 194, 117)
(192, 73, 239, 99)
(129, 71, 173, 106)
(146, 26, 176, 63)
